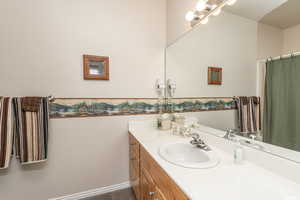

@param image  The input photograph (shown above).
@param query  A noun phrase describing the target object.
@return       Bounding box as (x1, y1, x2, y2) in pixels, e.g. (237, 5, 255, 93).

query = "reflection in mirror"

(166, 0, 300, 162)
(89, 61, 104, 75)
(83, 55, 109, 80)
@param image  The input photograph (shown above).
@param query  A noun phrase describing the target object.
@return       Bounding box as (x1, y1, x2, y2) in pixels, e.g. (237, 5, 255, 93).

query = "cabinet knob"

(149, 191, 155, 196)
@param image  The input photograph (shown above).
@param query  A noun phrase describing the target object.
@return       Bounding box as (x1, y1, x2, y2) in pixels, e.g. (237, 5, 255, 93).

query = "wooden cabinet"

(140, 168, 167, 200)
(129, 132, 189, 200)
(140, 168, 155, 200)
(153, 186, 168, 200)
(129, 134, 140, 199)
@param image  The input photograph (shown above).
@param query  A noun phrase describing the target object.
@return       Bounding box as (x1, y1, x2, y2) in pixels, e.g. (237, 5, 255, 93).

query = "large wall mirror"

(165, 0, 300, 162)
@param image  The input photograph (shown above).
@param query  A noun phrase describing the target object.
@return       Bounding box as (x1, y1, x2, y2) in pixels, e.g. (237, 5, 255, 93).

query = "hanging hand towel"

(13, 97, 49, 165)
(0, 97, 14, 170)
(235, 96, 261, 134)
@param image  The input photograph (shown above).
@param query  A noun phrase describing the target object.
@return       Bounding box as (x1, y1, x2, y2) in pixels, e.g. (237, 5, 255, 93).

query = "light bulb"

(185, 11, 195, 22)
(201, 17, 209, 24)
(211, 4, 217, 9)
(196, 0, 207, 12)
(227, 0, 237, 6)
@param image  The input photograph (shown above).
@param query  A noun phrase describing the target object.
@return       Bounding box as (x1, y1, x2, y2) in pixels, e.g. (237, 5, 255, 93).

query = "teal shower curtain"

(263, 55, 300, 151)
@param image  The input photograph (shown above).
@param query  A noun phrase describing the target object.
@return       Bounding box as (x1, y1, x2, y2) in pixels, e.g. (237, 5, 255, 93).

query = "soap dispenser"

(234, 145, 244, 164)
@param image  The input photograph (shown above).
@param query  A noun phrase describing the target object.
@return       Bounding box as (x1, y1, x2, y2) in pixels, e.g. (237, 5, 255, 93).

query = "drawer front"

(140, 146, 188, 200)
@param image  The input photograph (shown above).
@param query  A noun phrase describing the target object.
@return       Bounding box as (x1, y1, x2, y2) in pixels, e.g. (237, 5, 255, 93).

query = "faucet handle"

(226, 128, 237, 133)
(224, 128, 238, 140)
(250, 134, 257, 140)
(190, 133, 200, 140)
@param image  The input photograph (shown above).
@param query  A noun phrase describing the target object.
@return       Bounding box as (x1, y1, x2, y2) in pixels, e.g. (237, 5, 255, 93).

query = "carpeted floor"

(81, 188, 136, 200)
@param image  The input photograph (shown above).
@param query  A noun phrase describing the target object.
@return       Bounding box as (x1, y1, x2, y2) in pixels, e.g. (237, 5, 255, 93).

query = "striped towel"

(13, 97, 49, 164)
(0, 97, 14, 169)
(235, 96, 261, 134)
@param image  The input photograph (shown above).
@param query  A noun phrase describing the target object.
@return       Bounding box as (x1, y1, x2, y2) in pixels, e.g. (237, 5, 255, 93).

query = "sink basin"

(159, 142, 220, 169)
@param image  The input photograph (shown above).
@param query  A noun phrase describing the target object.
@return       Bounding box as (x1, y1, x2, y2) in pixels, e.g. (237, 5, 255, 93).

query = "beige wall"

(0, 0, 166, 199)
(283, 23, 300, 54)
(0, 0, 166, 98)
(257, 22, 300, 59)
(167, 0, 197, 45)
(257, 23, 283, 60)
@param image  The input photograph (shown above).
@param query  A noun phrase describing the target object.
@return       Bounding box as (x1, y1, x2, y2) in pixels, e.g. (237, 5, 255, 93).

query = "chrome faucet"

(224, 128, 237, 141)
(190, 133, 210, 151)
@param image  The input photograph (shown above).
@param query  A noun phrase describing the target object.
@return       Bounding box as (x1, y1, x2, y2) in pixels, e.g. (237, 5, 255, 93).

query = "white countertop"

(129, 120, 300, 200)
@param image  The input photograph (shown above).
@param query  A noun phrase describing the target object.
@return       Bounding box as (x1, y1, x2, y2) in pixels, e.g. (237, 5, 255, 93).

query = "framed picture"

(208, 67, 222, 85)
(83, 55, 109, 80)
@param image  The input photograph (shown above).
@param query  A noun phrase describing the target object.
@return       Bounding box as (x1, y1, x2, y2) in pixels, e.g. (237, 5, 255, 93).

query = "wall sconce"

(167, 79, 176, 98)
(155, 79, 165, 98)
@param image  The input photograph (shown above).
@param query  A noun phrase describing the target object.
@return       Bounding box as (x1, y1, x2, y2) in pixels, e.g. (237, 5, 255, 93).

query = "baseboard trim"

(49, 181, 131, 200)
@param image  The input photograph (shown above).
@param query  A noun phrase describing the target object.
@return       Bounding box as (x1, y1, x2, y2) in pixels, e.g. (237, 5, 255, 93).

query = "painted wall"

(0, 0, 166, 199)
(257, 22, 300, 59)
(283, 23, 300, 54)
(167, 0, 197, 45)
(0, 0, 166, 98)
(257, 23, 283, 60)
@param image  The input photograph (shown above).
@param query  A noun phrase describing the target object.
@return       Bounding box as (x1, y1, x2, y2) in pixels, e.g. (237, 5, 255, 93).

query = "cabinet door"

(129, 134, 140, 199)
(130, 160, 139, 198)
(140, 168, 155, 200)
(141, 171, 168, 200)
(140, 146, 189, 200)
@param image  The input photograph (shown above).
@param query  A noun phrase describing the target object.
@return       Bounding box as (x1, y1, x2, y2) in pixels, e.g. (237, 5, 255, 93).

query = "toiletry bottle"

(158, 113, 172, 131)
(234, 145, 244, 164)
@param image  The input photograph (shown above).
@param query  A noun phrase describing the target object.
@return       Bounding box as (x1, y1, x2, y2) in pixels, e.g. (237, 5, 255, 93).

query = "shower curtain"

(263, 55, 300, 151)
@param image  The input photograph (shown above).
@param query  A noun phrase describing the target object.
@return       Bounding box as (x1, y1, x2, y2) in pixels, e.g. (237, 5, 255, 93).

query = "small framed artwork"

(208, 67, 222, 85)
(83, 55, 109, 80)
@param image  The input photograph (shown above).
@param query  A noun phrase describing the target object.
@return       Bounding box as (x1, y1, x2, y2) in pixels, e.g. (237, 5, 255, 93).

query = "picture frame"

(208, 67, 222, 85)
(83, 55, 109, 80)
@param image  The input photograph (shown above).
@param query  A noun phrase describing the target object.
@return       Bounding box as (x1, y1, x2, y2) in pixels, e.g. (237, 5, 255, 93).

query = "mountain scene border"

(50, 97, 236, 118)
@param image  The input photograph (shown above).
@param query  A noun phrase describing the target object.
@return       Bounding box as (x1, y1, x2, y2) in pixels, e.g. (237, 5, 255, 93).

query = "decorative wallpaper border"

(166, 97, 236, 113)
(50, 98, 160, 118)
(50, 97, 236, 119)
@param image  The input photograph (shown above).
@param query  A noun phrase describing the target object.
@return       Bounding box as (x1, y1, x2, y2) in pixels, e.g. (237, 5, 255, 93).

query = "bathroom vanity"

(129, 120, 300, 200)
(129, 132, 188, 200)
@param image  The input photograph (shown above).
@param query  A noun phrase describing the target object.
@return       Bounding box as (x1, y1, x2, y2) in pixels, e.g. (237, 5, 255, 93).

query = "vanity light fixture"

(227, 0, 237, 6)
(185, 11, 196, 22)
(196, 0, 208, 12)
(211, 4, 222, 16)
(212, 8, 222, 16)
(185, 0, 237, 25)
(200, 16, 209, 24)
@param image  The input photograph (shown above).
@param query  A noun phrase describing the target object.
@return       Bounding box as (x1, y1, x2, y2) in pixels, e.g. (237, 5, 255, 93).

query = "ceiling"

(259, 0, 300, 29)
(224, 0, 287, 22)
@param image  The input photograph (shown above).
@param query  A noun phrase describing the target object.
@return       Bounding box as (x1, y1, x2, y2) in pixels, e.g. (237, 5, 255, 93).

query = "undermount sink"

(159, 142, 220, 169)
